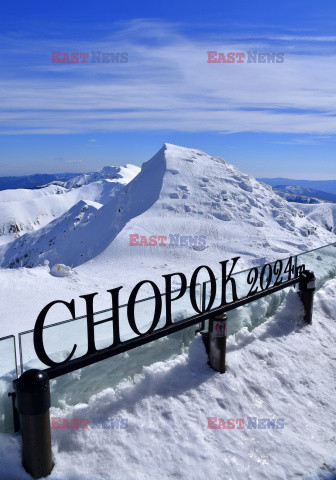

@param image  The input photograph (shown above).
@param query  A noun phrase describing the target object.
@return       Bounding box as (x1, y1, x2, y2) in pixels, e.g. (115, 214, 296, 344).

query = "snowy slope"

(293, 202, 336, 233)
(1, 200, 103, 269)
(1, 278, 336, 479)
(0, 165, 140, 245)
(1, 143, 334, 272)
(273, 185, 336, 204)
(258, 178, 336, 196)
(64, 164, 140, 189)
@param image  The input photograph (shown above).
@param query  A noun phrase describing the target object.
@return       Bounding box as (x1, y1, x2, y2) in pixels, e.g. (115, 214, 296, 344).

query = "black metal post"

(13, 369, 54, 479)
(200, 329, 209, 354)
(208, 314, 227, 374)
(298, 270, 316, 325)
(8, 392, 20, 433)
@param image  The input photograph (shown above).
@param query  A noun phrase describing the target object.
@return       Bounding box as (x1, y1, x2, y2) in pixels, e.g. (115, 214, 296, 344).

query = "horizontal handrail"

(45, 275, 301, 379)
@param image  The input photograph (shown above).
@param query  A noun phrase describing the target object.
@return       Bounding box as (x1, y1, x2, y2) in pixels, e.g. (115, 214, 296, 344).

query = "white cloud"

(0, 20, 336, 135)
(272, 135, 333, 145)
(53, 156, 82, 164)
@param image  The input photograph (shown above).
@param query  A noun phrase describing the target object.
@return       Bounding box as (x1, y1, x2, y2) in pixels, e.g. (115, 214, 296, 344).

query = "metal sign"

(213, 321, 226, 337)
(33, 256, 305, 379)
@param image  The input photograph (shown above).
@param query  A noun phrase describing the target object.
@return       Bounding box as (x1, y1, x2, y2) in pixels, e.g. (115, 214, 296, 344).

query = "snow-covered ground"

(0, 164, 140, 245)
(1, 277, 336, 479)
(273, 185, 336, 204)
(0, 144, 335, 339)
(63, 165, 140, 189)
(0, 143, 336, 479)
(293, 202, 336, 234)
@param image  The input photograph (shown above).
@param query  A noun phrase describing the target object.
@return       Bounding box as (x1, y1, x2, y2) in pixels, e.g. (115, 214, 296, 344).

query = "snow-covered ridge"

(64, 164, 140, 189)
(0, 164, 140, 245)
(273, 185, 336, 204)
(0, 143, 335, 270)
(293, 202, 336, 233)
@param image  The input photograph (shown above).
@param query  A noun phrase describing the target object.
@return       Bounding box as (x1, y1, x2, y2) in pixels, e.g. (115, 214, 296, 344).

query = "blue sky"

(0, 0, 335, 178)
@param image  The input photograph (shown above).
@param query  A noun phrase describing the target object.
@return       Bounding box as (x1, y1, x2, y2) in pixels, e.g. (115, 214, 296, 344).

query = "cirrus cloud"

(0, 20, 335, 136)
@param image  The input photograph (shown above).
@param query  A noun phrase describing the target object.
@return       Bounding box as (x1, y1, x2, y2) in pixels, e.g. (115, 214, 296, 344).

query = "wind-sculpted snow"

(293, 202, 336, 234)
(0, 143, 335, 270)
(0, 164, 140, 246)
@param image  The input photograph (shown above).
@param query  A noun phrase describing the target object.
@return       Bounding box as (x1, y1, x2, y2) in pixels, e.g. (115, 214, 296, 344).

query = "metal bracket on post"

(13, 369, 54, 479)
(298, 270, 316, 325)
(208, 313, 227, 374)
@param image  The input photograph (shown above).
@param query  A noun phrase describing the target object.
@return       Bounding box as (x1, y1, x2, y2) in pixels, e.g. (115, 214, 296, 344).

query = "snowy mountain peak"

(65, 164, 140, 189)
(0, 144, 335, 271)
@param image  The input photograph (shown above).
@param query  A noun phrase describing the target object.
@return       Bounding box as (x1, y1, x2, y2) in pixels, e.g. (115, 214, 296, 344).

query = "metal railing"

(1, 241, 335, 436)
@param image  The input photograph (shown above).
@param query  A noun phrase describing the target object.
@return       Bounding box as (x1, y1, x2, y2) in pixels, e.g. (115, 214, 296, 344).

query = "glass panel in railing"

(225, 286, 292, 336)
(48, 326, 199, 409)
(116, 284, 202, 342)
(0, 335, 17, 433)
(202, 256, 298, 335)
(19, 284, 201, 407)
(296, 243, 336, 290)
(19, 316, 88, 372)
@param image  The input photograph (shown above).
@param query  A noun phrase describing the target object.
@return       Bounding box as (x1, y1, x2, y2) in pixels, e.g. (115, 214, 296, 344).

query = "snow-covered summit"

(0, 143, 335, 271)
(64, 164, 140, 189)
